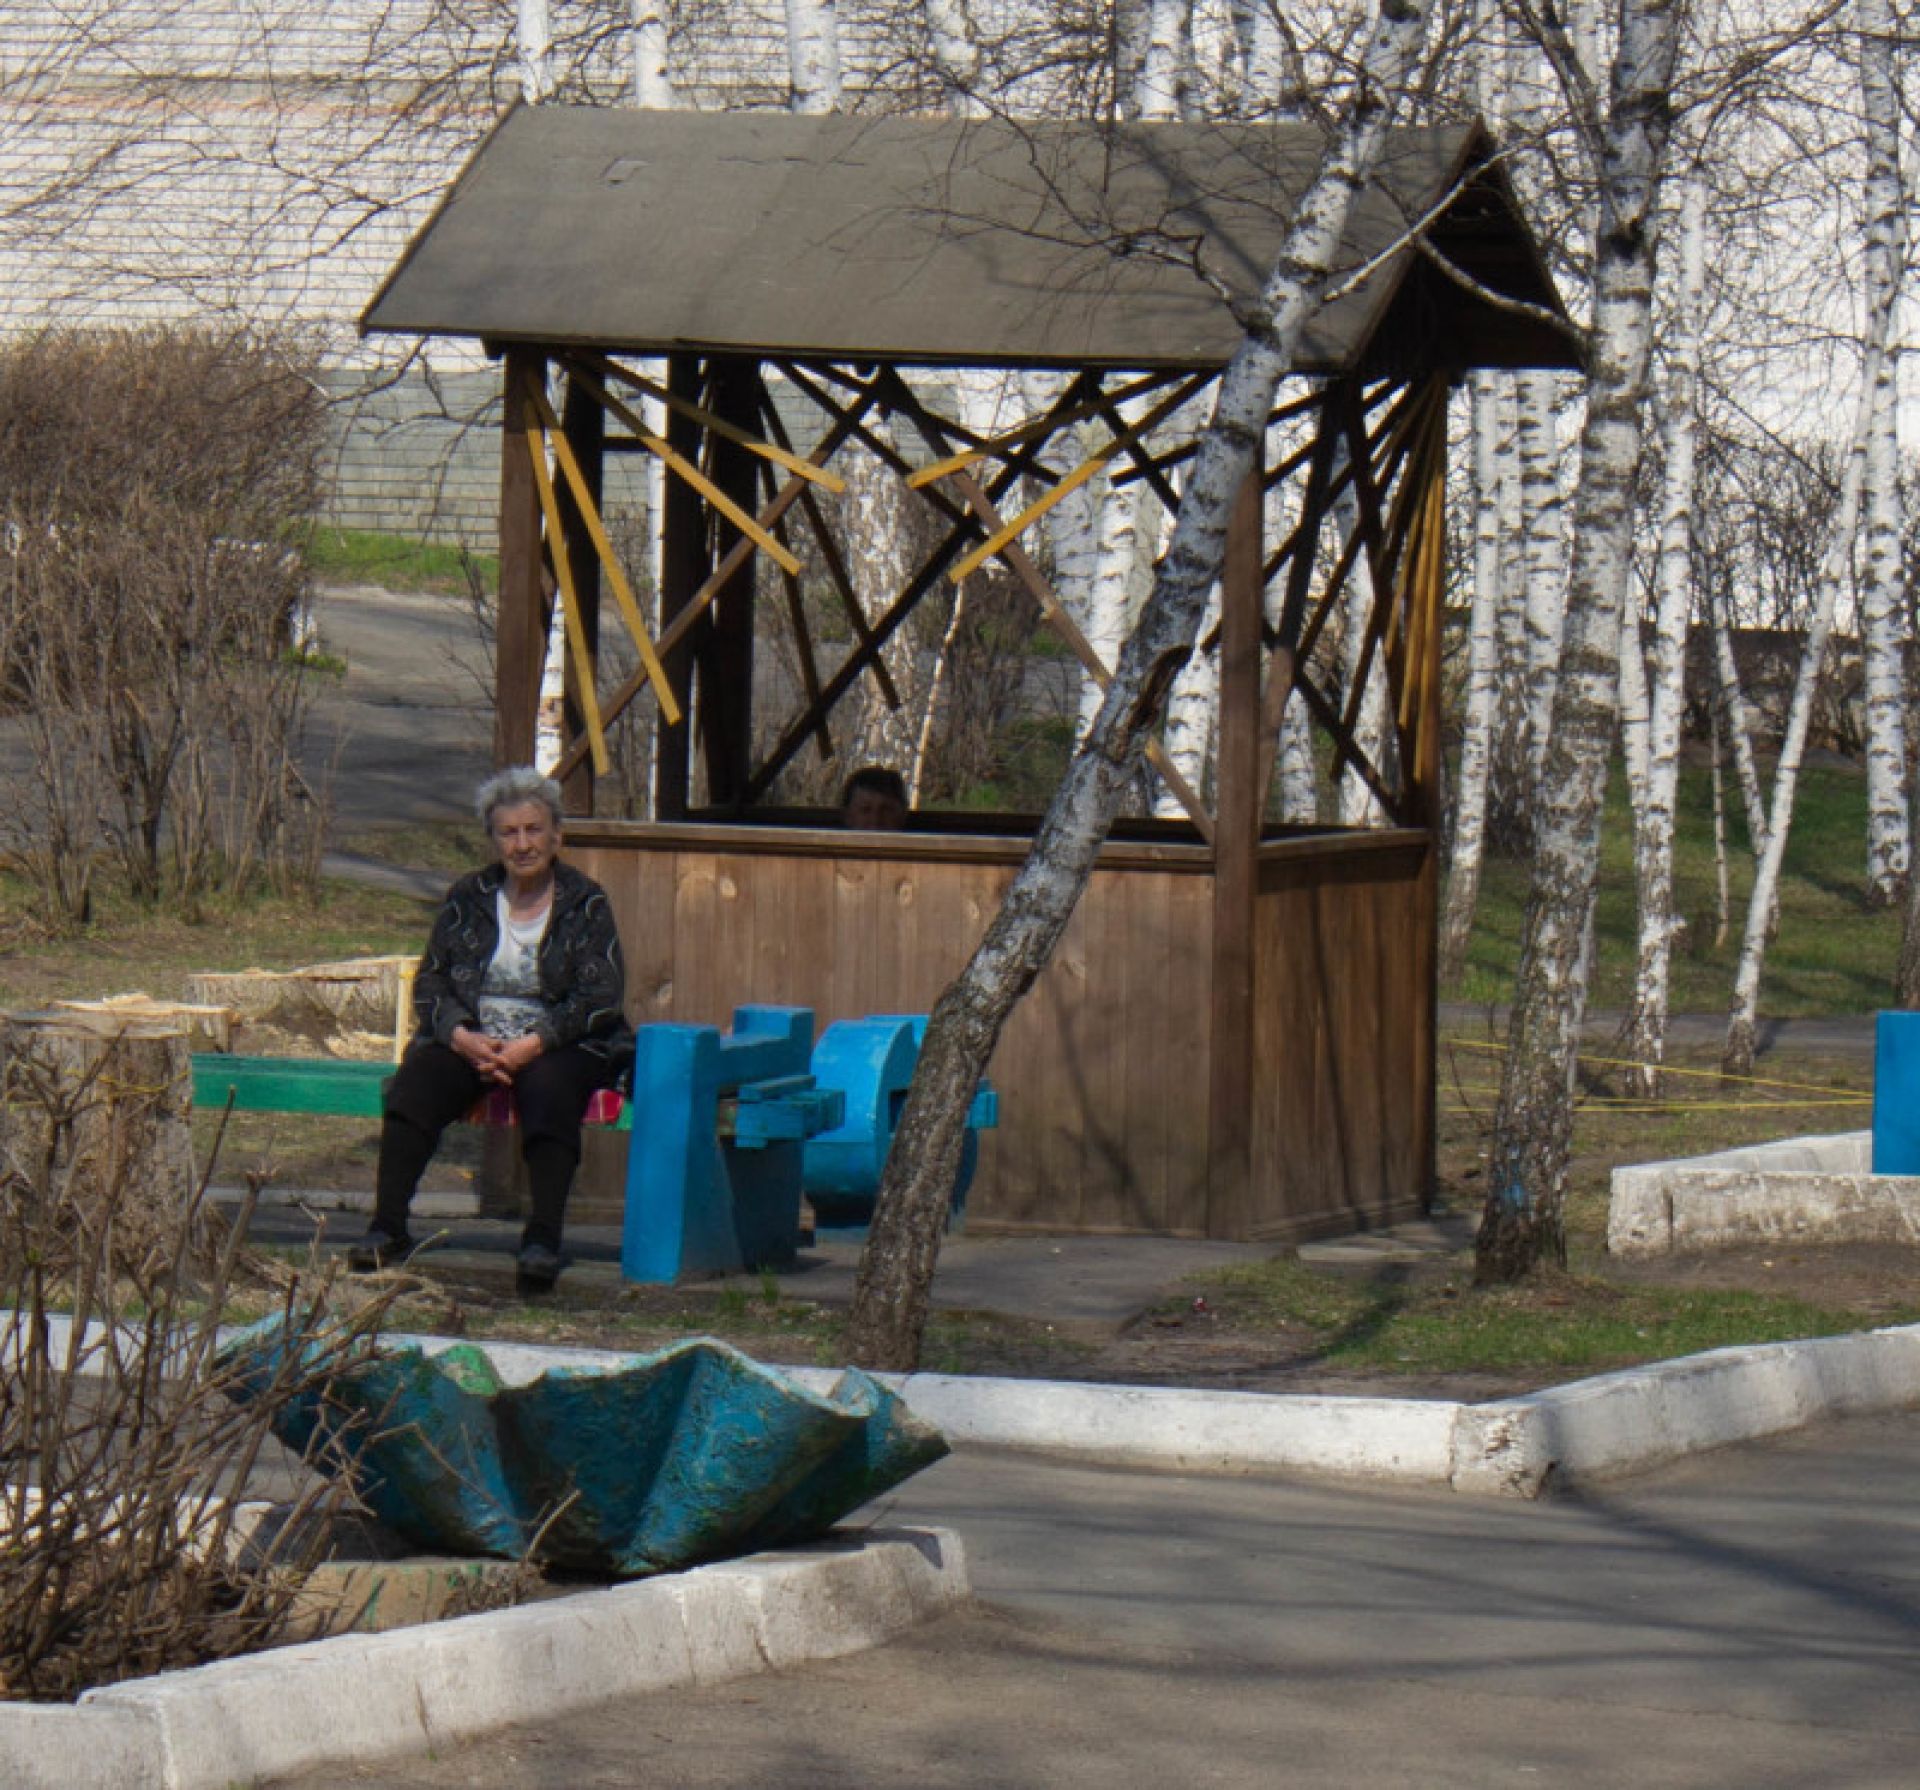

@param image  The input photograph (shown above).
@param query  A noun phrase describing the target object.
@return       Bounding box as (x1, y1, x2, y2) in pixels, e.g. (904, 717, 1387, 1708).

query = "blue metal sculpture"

(219, 1321, 947, 1576)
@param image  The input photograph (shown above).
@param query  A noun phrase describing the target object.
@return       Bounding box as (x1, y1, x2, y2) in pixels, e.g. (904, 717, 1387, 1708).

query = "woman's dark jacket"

(410, 861, 631, 1067)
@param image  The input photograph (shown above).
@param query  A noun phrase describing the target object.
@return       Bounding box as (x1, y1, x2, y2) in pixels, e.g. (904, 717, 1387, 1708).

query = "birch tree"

(632, 0, 676, 106)
(1857, 0, 1909, 904)
(1438, 372, 1506, 975)
(1477, 0, 1680, 1283)
(785, 0, 843, 113)
(1621, 170, 1706, 1095)
(845, 0, 1434, 1370)
(1724, 0, 1906, 1075)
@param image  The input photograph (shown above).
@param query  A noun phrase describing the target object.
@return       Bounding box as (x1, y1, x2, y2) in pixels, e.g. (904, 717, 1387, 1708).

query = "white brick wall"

(1, 0, 946, 543)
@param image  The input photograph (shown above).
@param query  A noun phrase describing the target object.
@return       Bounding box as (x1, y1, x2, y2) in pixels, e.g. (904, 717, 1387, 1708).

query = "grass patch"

(307, 525, 496, 597)
(1449, 757, 1902, 1016)
(1188, 1256, 1914, 1381)
(0, 867, 426, 1012)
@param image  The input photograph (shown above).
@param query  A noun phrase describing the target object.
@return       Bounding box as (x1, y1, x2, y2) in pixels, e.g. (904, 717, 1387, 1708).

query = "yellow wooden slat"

(523, 421, 611, 777)
(947, 441, 1122, 584)
(582, 354, 847, 493)
(525, 388, 683, 729)
(943, 377, 1204, 583)
(563, 370, 802, 577)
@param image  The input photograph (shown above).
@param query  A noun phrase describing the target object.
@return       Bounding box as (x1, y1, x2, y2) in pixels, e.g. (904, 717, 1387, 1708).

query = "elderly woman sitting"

(348, 766, 631, 1290)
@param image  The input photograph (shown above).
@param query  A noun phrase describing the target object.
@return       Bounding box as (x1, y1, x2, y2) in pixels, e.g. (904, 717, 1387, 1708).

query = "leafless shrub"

(0, 325, 330, 925)
(0, 1064, 404, 1702)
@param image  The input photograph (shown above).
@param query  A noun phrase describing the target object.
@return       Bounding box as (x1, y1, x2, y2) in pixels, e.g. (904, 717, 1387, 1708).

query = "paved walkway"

(270, 1409, 1920, 1788)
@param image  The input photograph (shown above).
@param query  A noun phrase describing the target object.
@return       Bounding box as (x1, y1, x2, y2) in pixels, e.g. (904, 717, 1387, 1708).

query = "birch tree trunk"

(632, 0, 675, 107)
(1858, 0, 1909, 904)
(518, 0, 560, 772)
(1516, 373, 1568, 808)
(1477, 0, 1680, 1283)
(784, 0, 842, 113)
(516, 0, 551, 101)
(1724, 0, 1904, 1075)
(1138, 0, 1192, 121)
(1336, 485, 1391, 826)
(1623, 172, 1706, 1097)
(1708, 580, 1767, 849)
(1439, 371, 1506, 976)
(1160, 576, 1220, 805)
(629, 1, 677, 806)
(846, 0, 1435, 1369)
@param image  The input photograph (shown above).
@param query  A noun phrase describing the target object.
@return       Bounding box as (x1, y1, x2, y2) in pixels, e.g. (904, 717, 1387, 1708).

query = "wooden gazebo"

(362, 104, 1575, 1244)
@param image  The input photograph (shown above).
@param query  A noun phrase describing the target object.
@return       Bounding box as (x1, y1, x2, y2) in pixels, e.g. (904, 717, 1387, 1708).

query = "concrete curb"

(0, 1527, 966, 1790)
(18, 1314, 1920, 1502)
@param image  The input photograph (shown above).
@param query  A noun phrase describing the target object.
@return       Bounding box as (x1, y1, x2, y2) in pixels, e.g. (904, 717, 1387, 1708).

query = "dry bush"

(0, 1051, 403, 1702)
(0, 325, 330, 924)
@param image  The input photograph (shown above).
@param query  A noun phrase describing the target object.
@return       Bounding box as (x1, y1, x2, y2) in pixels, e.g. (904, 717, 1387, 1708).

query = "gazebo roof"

(362, 105, 1576, 375)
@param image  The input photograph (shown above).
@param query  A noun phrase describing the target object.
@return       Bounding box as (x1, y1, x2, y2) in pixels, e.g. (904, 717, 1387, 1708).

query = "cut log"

(185, 957, 415, 1060)
(52, 993, 234, 1054)
(0, 1008, 206, 1283)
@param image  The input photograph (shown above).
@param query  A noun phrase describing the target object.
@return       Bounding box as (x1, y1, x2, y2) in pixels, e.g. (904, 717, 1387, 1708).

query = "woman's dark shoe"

(346, 1227, 416, 1273)
(515, 1242, 564, 1293)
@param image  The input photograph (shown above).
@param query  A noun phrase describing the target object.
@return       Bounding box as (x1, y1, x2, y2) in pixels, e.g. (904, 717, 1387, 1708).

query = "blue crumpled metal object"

(218, 1321, 948, 1577)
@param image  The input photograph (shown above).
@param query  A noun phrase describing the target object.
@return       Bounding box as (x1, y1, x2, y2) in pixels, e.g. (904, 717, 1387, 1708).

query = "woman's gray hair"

(476, 765, 564, 830)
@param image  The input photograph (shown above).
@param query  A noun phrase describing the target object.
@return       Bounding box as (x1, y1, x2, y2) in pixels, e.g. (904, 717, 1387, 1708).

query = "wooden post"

(558, 372, 605, 816)
(655, 353, 702, 820)
(496, 348, 548, 769)
(695, 354, 762, 809)
(1207, 463, 1264, 1240)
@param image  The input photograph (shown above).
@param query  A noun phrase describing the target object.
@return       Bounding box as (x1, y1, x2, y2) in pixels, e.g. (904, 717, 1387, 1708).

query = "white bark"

(1276, 702, 1317, 823)
(1624, 171, 1706, 1094)
(1439, 370, 1505, 974)
(847, 422, 919, 770)
(1710, 709, 1731, 947)
(1516, 372, 1567, 802)
(1726, 11, 1903, 1074)
(1482, 0, 1680, 1279)
(1335, 485, 1389, 827)
(1858, 0, 1909, 902)
(632, 0, 676, 108)
(784, 0, 843, 114)
(1160, 576, 1220, 810)
(1081, 471, 1141, 744)
(516, 0, 552, 102)
(1230, 0, 1302, 118)
(1136, 0, 1191, 120)
(926, 0, 984, 109)
(1707, 583, 1767, 849)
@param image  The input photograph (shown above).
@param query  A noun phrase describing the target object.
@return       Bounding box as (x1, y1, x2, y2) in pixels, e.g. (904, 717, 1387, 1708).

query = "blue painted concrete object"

(218, 1319, 948, 1576)
(1872, 1010, 1920, 1173)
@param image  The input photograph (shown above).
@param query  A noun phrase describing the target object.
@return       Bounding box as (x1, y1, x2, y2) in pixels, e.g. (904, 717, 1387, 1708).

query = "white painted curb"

(1449, 1322, 1920, 1496)
(17, 1313, 1920, 1502)
(0, 1528, 966, 1790)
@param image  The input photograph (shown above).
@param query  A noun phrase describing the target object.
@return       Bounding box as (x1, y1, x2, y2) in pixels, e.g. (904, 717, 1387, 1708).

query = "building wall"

(2, 0, 946, 544)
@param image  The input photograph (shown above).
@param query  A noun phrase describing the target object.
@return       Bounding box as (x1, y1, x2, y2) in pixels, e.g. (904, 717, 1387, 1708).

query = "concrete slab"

(1606, 1129, 1920, 1256)
(0, 1528, 966, 1790)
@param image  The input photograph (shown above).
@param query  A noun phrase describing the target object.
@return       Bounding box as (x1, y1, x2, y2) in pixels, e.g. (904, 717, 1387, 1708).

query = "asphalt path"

(304, 582, 493, 830)
(274, 1409, 1920, 1789)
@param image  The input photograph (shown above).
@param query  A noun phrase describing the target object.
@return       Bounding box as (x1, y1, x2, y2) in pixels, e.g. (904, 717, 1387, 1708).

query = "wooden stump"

(0, 1009, 204, 1283)
(185, 956, 414, 1060)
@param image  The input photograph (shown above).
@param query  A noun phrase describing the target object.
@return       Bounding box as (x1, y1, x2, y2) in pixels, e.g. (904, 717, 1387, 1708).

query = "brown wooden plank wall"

(568, 822, 1214, 1234)
(569, 820, 1430, 1240)
(1248, 832, 1435, 1242)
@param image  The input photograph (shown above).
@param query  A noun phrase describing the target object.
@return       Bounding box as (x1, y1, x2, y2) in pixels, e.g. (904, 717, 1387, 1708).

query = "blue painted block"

(802, 1014, 997, 1229)
(623, 1006, 827, 1284)
(1873, 1011, 1920, 1172)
